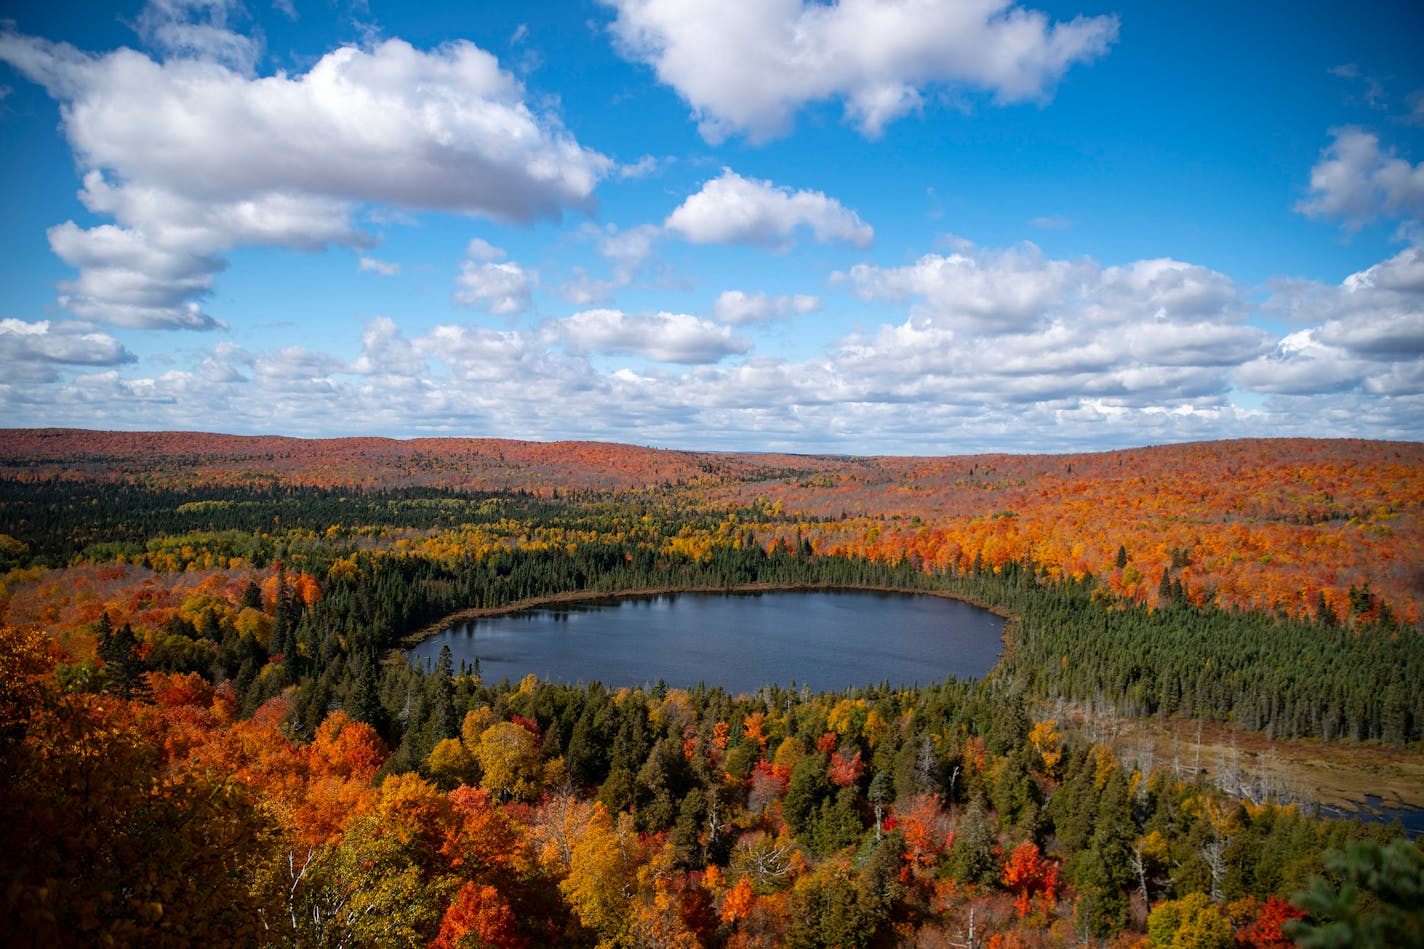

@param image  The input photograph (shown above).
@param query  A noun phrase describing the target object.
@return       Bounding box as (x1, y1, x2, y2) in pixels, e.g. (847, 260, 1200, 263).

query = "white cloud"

(713, 290, 821, 325)
(557, 223, 665, 304)
(603, 0, 1118, 141)
(46, 219, 226, 329)
(1297, 127, 1424, 230)
(665, 170, 873, 249)
(349, 316, 426, 376)
(835, 242, 1269, 409)
(618, 154, 671, 179)
(463, 238, 507, 263)
(5, 235, 1420, 452)
(1235, 330, 1367, 395)
(137, 0, 262, 74)
(0, 28, 610, 327)
(1236, 244, 1424, 396)
(0, 318, 136, 382)
(450, 241, 540, 316)
(842, 242, 1088, 334)
(454, 252, 536, 315)
(358, 255, 400, 276)
(556, 308, 751, 363)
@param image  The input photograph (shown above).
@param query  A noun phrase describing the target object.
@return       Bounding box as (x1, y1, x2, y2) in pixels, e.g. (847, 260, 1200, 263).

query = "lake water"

(406, 590, 1005, 694)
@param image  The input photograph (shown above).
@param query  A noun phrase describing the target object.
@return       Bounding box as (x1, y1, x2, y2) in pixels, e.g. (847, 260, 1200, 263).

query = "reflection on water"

(407, 590, 1004, 694)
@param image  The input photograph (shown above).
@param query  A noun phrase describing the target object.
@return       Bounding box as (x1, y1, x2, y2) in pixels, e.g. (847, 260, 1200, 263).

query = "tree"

(428, 737, 479, 789)
(1002, 840, 1060, 918)
(945, 801, 1000, 886)
(431, 882, 525, 949)
(1288, 837, 1424, 949)
(561, 804, 641, 947)
(1146, 892, 1234, 949)
(476, 721, 542, 802)
(1, 691, 270, 948)
(1069, 767, 1136, 936)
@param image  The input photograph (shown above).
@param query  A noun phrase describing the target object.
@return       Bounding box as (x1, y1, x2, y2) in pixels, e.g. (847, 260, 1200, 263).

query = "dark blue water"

(406, 590, 1005, 694)
(1320, 795, 1424, 839)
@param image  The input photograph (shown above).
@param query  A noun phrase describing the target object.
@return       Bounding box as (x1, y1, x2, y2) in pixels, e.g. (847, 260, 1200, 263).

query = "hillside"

(3, 429, 1420, 625)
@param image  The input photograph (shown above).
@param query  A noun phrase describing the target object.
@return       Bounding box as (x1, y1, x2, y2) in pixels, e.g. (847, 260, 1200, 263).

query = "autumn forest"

(2, 429, 1422, 948)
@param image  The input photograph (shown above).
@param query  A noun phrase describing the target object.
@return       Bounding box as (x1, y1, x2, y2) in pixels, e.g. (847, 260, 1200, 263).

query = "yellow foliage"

(475, 721, 542, 802)
(234, 607, 273, 648)
(426, 737, 478, 789)
(1090, 744, 1119, 790)
(827, 698, 868, 738)
(461, 707, 495, 747)
(560, 804, 641, 947)
(1028, 719, 1063, 777)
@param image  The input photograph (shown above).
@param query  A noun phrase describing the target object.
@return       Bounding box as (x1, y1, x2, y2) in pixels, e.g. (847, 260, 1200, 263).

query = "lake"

(406, 589, 1005, 694)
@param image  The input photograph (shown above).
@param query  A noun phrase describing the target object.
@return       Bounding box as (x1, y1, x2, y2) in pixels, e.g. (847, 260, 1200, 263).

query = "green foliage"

(1288, 837, 1424, 949)
(945, 801, 1001, 885)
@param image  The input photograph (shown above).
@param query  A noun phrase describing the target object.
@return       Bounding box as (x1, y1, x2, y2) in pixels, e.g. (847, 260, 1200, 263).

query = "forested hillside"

(1, 429, 1421, 947)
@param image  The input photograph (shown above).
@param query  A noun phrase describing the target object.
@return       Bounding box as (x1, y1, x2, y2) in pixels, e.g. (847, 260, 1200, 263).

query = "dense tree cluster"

(1, 432, 1422, 945)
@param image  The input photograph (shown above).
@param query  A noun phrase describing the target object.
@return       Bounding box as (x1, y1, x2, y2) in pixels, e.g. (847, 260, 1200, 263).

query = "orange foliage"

(742, 711, 769, 752)
(4, 432, 1419, 623)
(721, 876, 755, 924)
(1001, 841, 1061, 918)
(896, 794, 952, 872)
(1234, 895, 1307, 948)
(431, 882, 524, 949)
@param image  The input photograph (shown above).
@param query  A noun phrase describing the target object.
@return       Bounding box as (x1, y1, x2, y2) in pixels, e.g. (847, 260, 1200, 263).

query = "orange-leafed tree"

(431, 882, 525, 949)
(1001, 840, 1061, 918)
(1, 684, 270, 948)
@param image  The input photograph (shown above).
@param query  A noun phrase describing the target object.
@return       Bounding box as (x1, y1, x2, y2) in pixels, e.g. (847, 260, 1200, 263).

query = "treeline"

(999, 572, 1422, 743)
(0, 478, 571, 568)
(48, 515, 1423, 748)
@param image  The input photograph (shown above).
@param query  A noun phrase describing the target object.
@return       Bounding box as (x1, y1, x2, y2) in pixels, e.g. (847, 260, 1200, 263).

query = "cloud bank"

(9, 238, 1419, 452)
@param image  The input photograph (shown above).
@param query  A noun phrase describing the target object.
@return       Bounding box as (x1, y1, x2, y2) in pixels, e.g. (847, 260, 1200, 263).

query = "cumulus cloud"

(556, 309, 752, 363)
(1297, 127, 1424, 230)
(6, 233, 1420, 452)
(713, 290, 821, 325)
(1238, 244, 1424, 397)
(603, 0, 1118, 141)
(349, 316, 427, 377)
(841, 242, 1088, 335)
(0, 27, 610, 327)
(454, 240, 536, 314)
(665, 170, 873, 249)
(835, 242, 1269, 408)
(0, 318, 136, 382)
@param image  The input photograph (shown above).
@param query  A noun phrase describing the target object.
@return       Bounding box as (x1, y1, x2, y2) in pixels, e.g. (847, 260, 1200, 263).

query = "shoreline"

(398, 581, 1017, 651)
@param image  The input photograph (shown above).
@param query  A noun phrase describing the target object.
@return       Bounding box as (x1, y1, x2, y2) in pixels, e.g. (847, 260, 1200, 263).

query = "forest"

(1, 429, 1421, 948)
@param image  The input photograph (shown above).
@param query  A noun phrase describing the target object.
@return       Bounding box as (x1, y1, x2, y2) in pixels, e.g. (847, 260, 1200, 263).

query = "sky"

(1, 0, 1422, 455)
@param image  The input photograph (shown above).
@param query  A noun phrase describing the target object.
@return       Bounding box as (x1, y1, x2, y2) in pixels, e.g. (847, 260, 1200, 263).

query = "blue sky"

(1, 0, 1422, 454)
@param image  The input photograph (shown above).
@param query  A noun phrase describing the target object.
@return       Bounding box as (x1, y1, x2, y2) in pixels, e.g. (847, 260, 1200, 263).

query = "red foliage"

(1001, 841, 1060, 917)
(828, 749, 864, 788)
(1236, 895, 1307, 948)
